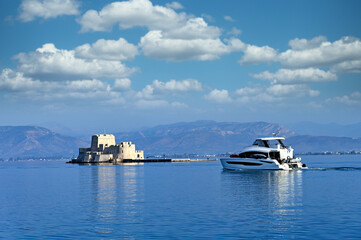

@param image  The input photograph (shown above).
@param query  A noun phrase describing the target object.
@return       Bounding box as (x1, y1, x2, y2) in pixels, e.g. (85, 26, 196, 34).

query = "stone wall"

(74, 134, 144, 162)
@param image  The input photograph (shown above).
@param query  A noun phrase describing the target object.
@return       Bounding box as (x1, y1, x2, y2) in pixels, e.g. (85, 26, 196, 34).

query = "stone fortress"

(73, 134, 144, 163)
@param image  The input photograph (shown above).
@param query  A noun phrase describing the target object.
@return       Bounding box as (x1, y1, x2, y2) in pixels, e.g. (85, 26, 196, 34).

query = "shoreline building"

(73, 134, 144, 163)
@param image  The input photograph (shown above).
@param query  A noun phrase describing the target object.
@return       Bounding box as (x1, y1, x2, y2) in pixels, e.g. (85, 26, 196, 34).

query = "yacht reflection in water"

(221, 170, 303, 231)
(89, 164, 144, 235)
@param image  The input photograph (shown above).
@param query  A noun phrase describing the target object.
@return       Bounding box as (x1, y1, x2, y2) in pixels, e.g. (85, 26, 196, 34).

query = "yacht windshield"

(266, 140, 286, 148)
(252, 139, 269, 147)
(253, 139, 286, 148)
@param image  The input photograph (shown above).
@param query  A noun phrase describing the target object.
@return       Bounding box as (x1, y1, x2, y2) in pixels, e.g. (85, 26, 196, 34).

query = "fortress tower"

(74, 134, 144, 163)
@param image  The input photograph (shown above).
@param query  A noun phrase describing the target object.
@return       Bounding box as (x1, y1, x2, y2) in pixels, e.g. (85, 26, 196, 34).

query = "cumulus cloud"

(19, 0, 79, 22)
(288, 36, 327, 50)
(0, 68, 194, 109)
(330, 60, 361, 74)
(266, 84, 319, 97)
(205, 89, 232, 103)
(78, 0, 187, 32)
(239, 44, 277, 65)
(140, 31, 244, 61)
(165, 1, 184, 10)
(252, 68, 337, 84)
(235, 87, 262, 96)
(77, 0, 245, 62)
(137, 79, 202, 98)
(0, 68, 123, 100)
(113, 78, 131, 91)
(235, 84, 319, 103)
(326, 92, 361, 105)
(14, 43, 136, 80)
(152, 79, 202, 92)
(239, 36, 361, 76)
(163, 18, 221, 40)
(75, 38, 139, 61)
(0, 68, 42, 91)
(278, 36, 361, 71)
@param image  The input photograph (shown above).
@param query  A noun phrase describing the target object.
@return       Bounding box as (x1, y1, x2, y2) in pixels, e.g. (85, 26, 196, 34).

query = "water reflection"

(221, 170, 303, 232)
(87, 164, 144, 236)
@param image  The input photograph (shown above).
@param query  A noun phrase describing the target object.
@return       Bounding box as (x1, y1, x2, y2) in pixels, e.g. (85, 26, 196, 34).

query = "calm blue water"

(1, 155, 361, 239)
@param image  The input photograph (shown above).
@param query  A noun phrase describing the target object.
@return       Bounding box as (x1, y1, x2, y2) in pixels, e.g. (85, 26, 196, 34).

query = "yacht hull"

(220, 158, 305, 171)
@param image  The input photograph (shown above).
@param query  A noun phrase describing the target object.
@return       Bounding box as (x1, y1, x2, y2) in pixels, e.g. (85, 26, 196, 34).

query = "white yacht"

(220, 137, 307, 170)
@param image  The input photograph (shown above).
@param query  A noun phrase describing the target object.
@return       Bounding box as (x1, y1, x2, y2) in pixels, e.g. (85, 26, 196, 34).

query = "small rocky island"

(68, 133, 217, 164)
(69, 134, 145, 163)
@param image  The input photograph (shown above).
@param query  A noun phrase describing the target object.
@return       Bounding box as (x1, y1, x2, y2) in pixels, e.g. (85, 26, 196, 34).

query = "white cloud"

(224, 16, 234, 22)
(78, 0, 187, 32)
(227, 27, 242, 36)
(238, 36, 361, 76)
(0, 68, 42, 91)
(239, 44, 277, 65)
(1, 68, 195, 109)
(234, 84, 319, 103)
(252, 68, 337, 84)
(165, 1, 184, 10)
(113, 78, 131, 91)
(77, 0, 245, 62)
(0, 68, 122, 101)
(15, 43, 136, 80)
(266, 84, 319, 97)
(140, 31, 244, 61)
(330, 60, 361, 74)
(288, 36, 327, 50)
(326, 92, 361, 105)
(19, 0, 79, 22)
(136, 85, 155, 99)
(163, 18, 221, 40)
(235, 87, 262, 96)
(205, 89, 232, 103)
(278, 36, 361, 71)
(137, 79, 202, 99)
(75, 38, 139, 61)
(152, 79, 202, 92)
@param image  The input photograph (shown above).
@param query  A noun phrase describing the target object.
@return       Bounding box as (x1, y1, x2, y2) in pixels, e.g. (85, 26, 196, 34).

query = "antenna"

(272, 129, 280, 137)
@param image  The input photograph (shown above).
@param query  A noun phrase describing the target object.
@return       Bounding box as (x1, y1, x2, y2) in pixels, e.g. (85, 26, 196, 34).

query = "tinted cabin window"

(238, 151, 268, 159)
(269, 152, 280, 159)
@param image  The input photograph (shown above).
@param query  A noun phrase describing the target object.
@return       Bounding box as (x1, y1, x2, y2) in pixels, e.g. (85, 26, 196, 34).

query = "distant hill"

(1, 121, 360, 159)
(287, 135, 361, 153)
(0, 126, 87, 159)
(115, 120, 296, 154)
(285, 121, 361, 138)
(115, 121, 361, 154)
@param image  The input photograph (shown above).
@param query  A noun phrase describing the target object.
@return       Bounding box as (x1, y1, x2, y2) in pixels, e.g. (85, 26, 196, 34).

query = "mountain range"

(0, 126, 87, 159)
(0, 121, 360, 159)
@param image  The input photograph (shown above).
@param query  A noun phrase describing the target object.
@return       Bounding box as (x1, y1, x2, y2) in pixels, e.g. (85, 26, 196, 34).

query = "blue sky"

(0, 0, 361, 135)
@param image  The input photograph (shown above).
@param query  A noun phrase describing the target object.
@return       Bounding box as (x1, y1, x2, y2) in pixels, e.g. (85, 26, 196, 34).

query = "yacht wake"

(307, 167, 361, 171)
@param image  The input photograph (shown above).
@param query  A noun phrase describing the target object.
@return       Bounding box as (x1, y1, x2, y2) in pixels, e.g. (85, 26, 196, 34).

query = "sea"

(1, 155, 361, 239)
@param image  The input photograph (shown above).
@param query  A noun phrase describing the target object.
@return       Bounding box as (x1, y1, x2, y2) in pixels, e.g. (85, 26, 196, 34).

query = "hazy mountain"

(285, 121, 361, 138)
(115, 121, 296, 154)
(287, 135, 361, 153)
(0, 126, 87, 159)
(1, 121, 360, 159)
(114, 121, 361, 154)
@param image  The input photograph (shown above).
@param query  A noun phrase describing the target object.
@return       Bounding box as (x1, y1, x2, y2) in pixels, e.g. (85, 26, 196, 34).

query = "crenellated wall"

(74, 134, 144, 162)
